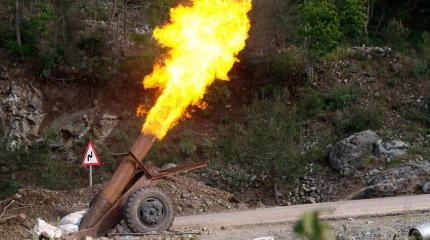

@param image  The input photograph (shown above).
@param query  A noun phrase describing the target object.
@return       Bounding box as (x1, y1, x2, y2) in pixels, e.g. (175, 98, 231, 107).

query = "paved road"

(174, 194, 430, 229)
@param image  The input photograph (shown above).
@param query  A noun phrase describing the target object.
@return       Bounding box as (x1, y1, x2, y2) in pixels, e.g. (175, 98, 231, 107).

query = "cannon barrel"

(79, 134, 156, 229)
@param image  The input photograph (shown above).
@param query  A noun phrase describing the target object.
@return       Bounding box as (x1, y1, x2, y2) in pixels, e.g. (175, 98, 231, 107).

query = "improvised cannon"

(71, 134, 207, 237)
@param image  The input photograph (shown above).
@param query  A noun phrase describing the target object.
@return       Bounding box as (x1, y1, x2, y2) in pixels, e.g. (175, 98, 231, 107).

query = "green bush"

(338, 104, 386, 134)
(336, 0, 367, 41)
(298, 85, 357, 118)
(4, 40, 33, 56)
(269, 50, 303, 81)
(298, 87, 325, 118)
(294, 211, 334, 240)
(298, 0, 341, 56)
(323, 85, 357, 111)
(383, 19, 409, 50)
(0, 180, 23, 200)
(215, 94, 302, 188)
(143, 0, 176, 28)
(179, 131, 198, 157)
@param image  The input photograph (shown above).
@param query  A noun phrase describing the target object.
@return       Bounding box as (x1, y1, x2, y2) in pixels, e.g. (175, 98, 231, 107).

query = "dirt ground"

(197, 212, 430, 240)
(0, 176, 244, 240)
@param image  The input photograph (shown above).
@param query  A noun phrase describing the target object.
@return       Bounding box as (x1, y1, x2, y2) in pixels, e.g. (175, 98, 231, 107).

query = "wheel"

(124, 187, 174, 233)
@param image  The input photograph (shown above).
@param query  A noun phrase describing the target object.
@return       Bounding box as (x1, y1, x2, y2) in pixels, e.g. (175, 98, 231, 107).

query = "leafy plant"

(215, 94, 302, 200)
(294, 211, 334, 240)
(298, 85, 357, 119)
(4, 40, 33, 56)
(323, 85, 357, 111)
(298, 0, 341, 56)
(335, 0, 367, 41)
(298, 87, 325, 118)
(338, 104, 386, 134)
(383, 19, 409, 50)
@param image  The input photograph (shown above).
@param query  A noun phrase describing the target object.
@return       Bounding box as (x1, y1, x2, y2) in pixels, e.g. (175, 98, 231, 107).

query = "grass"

(0, 140, 88, 199)
(298, 84, 358, 119)
(335, 103, 386, 134)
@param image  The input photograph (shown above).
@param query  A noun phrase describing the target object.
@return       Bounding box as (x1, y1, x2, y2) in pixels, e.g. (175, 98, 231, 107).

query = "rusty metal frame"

(68, 160, 207, 238)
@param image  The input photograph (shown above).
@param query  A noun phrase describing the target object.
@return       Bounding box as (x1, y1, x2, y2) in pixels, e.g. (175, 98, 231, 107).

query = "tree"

(336, 0, 367, 40)
(298, 0, 341, 56)
(217, 94, 300, 204)
(14, 0, 22, 45)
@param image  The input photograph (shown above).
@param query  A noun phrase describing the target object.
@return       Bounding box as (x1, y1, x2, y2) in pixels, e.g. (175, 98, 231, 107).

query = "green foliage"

(335, 0, 367, 40)
(324, 85, 357, 111)
(298, 87, 325, 118)
(337, 104, 386, 134)
(4, 40, 33, 56)
(383, 19, 410, 50)
(298, 85, 357, 118)
(400, 105, 430, 126)
(298, 0, 341, 56)
(77, 35, 104, 57)
(0, 180, 23, 200)
(203, 80, 232, 113)
(419, 31, 430, 57)
(215, 94, 302, 184)
(39, 161, 82, 190)
(179, 131, 198, 157)
(29, 2, 56, 36)
(129, 33, 152, 45)
(143, 0, 176, 28)
(269, 50, 304, 81)
(294, 211, 334, 240)
(0, 139, 87, 198)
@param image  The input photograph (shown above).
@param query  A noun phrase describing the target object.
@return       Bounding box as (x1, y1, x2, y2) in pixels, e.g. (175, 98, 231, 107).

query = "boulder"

(375, 140, 409, 157)
(329, 130, 381, 175)
(359, 160, 430, 198)
(422, 181, 430, 194)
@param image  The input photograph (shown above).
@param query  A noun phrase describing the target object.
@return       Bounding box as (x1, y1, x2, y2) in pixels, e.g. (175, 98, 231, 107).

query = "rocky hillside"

(0, 44, 428, 208)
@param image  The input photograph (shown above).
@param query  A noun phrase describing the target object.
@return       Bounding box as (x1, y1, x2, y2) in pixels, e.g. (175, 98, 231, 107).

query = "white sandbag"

(59, 223, 79, 233)
(60, 209, 87, 225)
(33, 218, 63, 238)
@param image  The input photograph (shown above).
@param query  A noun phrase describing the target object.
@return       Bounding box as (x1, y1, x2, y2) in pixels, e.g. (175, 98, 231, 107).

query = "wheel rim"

(138, 197, 166, 226)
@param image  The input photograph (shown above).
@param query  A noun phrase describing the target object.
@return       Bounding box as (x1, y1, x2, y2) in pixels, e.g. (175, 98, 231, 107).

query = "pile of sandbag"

(33, 209, 87, 238)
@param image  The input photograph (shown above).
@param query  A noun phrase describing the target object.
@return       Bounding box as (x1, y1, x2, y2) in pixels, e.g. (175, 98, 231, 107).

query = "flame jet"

(141, 0, 252, 139)
(79, 0, 252, 233)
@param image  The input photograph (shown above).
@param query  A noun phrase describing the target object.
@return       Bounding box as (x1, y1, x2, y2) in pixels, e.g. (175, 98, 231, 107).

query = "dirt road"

(173, 194, 430, 239)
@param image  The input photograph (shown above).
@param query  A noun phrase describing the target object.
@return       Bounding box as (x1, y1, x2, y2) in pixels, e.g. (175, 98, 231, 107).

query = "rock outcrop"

(329, 130, 381, 175)
(375, 140, 409, 157)
(358, 160, 430, 198)
(0, 81, 45, 148)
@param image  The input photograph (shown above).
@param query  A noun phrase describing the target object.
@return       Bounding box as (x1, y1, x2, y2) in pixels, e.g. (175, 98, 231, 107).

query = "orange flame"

(139, 0, 252, 139)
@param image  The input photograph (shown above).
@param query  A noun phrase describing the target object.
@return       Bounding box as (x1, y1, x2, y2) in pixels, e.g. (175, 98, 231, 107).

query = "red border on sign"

(81, 140, 101, 166)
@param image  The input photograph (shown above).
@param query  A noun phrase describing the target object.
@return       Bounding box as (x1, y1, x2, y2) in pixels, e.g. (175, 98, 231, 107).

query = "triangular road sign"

(81, 140, 101, 166)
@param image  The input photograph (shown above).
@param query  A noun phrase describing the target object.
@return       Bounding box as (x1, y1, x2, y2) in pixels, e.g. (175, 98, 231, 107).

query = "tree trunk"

(123, 0, 127, 38)
(271, 161, 282, 205)
(15, 0, 22, 45)
(303, 37, 314, 82)
(104, 0, 118, 41)
(365, 0, 374, 35)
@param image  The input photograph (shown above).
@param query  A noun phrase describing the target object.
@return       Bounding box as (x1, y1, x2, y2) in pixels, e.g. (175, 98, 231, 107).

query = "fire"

(139, 0, 252, 139)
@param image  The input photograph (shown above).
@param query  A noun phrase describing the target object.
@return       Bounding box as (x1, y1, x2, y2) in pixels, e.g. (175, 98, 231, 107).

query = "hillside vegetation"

(0, 0, 429, 205)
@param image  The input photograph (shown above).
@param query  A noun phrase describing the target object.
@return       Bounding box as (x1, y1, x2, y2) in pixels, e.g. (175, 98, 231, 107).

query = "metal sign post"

(81, 140, 101, 187)
(89, 166, 93, 187)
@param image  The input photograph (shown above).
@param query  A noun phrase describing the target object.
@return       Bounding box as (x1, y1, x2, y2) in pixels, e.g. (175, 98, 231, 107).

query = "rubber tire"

(124, 187, 174, 233)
